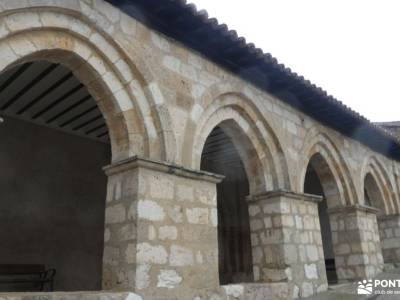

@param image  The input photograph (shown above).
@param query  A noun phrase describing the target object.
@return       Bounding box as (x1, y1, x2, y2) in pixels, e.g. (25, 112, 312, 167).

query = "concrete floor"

(307, 267, 400, 299)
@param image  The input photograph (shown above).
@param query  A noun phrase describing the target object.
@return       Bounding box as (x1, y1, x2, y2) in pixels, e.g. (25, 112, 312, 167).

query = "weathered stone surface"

(170, 245, 194, 267)
(137, 243, 168, 264)
(304, 264, 318, 279)
(6, 2, 398, 299)
(186, 207, 209, 225)
(105, 204, 126, 224)
(138, 200, 165, 221)
(136, 264, 151, 290)
(149, 176, 174, 200)
(159, 225, 178, 240)
(118, 224, 136, 241)
(157, 269, 183, 288)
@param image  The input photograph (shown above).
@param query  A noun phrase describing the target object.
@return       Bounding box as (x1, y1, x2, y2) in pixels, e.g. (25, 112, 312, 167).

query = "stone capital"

(377, 213, 400, 221)
(103, 155, 224, 183)
(246, 189, 323, 203)
(328, 204, 380, 215)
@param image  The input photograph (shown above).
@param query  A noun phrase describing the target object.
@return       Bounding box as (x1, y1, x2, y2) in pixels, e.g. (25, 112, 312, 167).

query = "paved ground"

(307, 267, 400, 299)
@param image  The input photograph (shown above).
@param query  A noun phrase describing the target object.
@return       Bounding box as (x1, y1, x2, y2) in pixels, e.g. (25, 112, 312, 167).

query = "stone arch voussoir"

(300, 129, 357, 206)
(0, 7, 175, 162)
(361, 155, 398, 215)
(188, 90, 291, 193)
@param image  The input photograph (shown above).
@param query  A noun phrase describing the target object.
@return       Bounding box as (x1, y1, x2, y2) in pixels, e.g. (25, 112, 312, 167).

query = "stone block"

(106, 204, 126, 224)
(306, 245, 319, 261)
(301, 282, 314, 298)
(281, 215, 294, 227)
(250, 219, 264, 231)
(138, 200, 165, 221)
(252, 246, 263, 264)
(295, 215, 303, 229)
(136, 264, 151, 290)
(167, 205, 184, 223)
(210, 208, 218, 227)
(304, 264, 318, 279)
(176, 184, 194, 202)
(249, 204, 261, 217)
(264, 217, 272, 228)
(159, 226, 178, 240)
(262, 268, 288, 282)
(137, 243, 168, 264)
(336, 243, 351, 255)
(223, 284, 244, 298)
(149, 176, 174, 200)
(116, 224, 136, 241)
(186, 207, 209, 225)
(169, 245, 194, 267)
(157, 269, 182, 288)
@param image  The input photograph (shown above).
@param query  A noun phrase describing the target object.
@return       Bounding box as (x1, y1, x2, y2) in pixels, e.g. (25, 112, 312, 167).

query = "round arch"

(364, 173, 386, 212)
(187, 91, 290, 193)
(299, 130, 356, 206)
(0, 8, 175, 162)
(361, 156, 398, 214)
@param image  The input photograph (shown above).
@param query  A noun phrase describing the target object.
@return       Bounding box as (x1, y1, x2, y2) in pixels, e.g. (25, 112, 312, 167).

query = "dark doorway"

(304, 161, 338, 284)
(0, 61, 111, 291)
(201, 126, 253, 284)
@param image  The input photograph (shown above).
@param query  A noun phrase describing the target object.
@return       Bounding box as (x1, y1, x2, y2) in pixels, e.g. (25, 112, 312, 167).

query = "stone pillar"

(102, 156, 223, 299)
(247, 190, 328, 298)
(329, 205, 383, 281)
(378, 214, 400, 265)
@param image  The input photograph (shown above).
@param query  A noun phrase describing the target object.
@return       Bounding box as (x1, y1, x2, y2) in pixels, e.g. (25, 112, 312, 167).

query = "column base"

(247, 190, 328, 298)
(102, 156, 223, 299)
(378, 214, 400, 264)
(329, 205, 383, 281)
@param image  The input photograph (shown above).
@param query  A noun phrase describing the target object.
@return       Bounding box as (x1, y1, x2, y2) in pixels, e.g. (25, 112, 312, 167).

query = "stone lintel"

(328, 204, 380, 215)
(103, 155, 224, 183)
(377, 214, 400, 221)
(246, 189, 323, 203)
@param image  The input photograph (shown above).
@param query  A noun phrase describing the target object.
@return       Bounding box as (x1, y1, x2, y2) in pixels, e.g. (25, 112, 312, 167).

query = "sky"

(189, 0, 400, 122)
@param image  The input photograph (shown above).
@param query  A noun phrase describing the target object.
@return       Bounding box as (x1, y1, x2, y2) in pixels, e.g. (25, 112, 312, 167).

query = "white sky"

(189, 0, 400, 122)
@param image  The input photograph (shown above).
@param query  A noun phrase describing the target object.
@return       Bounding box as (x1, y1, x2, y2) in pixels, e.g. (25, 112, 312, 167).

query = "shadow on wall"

(0, 116, 110, 291)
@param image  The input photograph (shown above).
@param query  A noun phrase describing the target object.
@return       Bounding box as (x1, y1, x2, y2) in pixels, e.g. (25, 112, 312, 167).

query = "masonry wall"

(103, 159, 221, 299)
(1, 1, 400, 299)
(0, 116, 110, 291)
(0, 0, 398, 215)
(109, 3, 400, 203)
(378, 215, 400, 264)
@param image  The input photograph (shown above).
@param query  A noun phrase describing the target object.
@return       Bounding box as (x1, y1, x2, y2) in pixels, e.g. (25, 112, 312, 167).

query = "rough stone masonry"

(1, 0, 400, 299)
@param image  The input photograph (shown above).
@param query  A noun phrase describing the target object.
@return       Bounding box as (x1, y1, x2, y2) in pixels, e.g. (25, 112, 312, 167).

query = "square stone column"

(378, 214, 400, 265)
(247, 190, 328, 298)
(328, 205, 383, 281)
(102, 156, 223, 299)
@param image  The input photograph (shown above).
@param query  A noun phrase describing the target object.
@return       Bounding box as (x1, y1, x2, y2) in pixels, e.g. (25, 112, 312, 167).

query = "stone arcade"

(0, 1, 400, 299)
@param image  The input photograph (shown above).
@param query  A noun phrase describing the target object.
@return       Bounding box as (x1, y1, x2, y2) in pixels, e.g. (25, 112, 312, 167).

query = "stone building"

(0, 0, 399, 299)
(376, 122, 400, 140)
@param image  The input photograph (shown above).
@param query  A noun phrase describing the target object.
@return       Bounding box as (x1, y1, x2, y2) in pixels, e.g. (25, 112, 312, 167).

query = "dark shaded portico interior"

(0, 61, 110, 291)
(304, 162, 338, 284)
(201, 126, 254, 284)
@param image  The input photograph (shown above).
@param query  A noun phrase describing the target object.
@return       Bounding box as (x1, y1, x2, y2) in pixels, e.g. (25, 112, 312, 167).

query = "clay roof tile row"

(106, 0, 400, 160)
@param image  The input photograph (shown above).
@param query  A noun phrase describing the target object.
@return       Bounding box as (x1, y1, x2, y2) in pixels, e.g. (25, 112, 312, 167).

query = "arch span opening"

(201, 126, 254, 284)
(304, 153, 340, 284)
(364, 173, 384, 212)
(0, 60, 112, 291)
